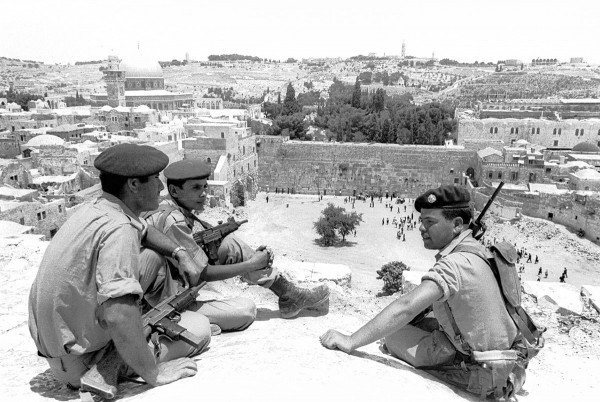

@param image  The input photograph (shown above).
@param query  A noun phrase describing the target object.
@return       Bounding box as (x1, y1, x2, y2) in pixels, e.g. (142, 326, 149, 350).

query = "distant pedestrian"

(544, 269, 548, 279)
(559, 274, 566, 283)
(382, 218, 385, 225)
(538, 267, 542, 276)
(527, 255, 532, 263)
(534, 255, 539, 264)
(266, 195, 269, 203)
(537, 274, 541, 282)
(563, 267, 568, 278)
(402, 234, 406, 242)
(386, 218, 389, 225)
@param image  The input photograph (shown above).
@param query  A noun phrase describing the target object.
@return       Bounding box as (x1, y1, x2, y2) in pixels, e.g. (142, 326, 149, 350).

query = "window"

(19, 217, 25, 225)
(536, 128, 540, 134)
(450, 168, 454, 173)
(490, 127, 494, 134)
(243, 146, 245, 155)
(498, 172, 502, 179)
(221, 133, 225, 139)
(494, 127, 498, 134)
(531, 127, 535, 134)
(510, 128, 514, 134)
(554, 140, 559, 146)
(511, 172, 518, 181)
(111, 116, 118, 122)
(454, 178, 459, 184)
(581, 129, 585, 135)
(515, 128, 519, 134)
(553, 128, 557, 135)
(254, 160, 257, 167)
(488, 172, 493, 179)
(558, 128, 562, 135)
(576, 129, 579, 136)
(37, 211, 46, 220)
(58, 205, 62, 213)
(9, 175, 18, 181)
(546, 168, 551, 173)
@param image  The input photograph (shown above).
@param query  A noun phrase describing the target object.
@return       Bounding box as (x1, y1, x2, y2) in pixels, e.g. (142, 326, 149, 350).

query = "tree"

(376, 261, 410, 296)
(282, 83, 300, 115)
(382, 70, 390, 86)
(314, 203, 363, 245)
(351, 78, 362, 108)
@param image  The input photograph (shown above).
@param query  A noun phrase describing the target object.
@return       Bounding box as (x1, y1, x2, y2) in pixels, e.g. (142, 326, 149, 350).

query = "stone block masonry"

(256, 137, 479, 197)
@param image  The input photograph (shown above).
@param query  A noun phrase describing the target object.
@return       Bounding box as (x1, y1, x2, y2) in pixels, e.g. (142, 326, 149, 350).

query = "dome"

(119, 52, 163, 78)
(572, 141, 600, 153)
(25, 134, 65, 147)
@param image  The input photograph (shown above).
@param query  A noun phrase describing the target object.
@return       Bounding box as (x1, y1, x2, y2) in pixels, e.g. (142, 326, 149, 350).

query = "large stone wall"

(458, 117, 600, 149)
(256, 137, 479, 197)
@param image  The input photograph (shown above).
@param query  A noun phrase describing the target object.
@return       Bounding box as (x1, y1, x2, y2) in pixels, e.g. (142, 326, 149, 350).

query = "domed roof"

(572, 141, 600, 153)
(25, 134, 65, 147)
(119, 52, 163, 78)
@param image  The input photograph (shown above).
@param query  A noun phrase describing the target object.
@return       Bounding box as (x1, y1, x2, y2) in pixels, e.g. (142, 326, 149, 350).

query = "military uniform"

(28, 145, 211, 387)
(140, 198, 269, 331)
(384, 229, 518, 366)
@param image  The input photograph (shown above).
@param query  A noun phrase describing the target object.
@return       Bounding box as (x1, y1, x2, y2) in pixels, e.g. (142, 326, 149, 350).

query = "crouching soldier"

(140, 159, 329, 331)
(28, 144, 211, 391)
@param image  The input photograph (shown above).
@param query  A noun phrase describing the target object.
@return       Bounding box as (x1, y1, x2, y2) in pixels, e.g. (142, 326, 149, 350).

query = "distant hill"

(208, 54, 262, 62)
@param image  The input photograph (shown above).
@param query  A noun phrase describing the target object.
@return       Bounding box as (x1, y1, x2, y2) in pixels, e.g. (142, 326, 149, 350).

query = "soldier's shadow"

(29, 369, 151, 401)
(350, 350, 479, 401)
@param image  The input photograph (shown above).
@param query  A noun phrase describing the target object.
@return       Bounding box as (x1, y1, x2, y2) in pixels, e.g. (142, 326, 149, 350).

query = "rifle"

(192, 217, 248, 262)
(469, 181, 504, 240)
(79, 281, 206, 399)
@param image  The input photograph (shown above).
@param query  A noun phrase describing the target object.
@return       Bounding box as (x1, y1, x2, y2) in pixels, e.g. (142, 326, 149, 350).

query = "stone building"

(0, 133, 20, 158)
(196, 97, 223, 109)
(89, 105, 158, 133)
(569, 169, 600, 191)
(90, 53, 193, 110)
(182, 118, 257, 206)
(458, 114, 600, 149)
(0, 196, 67, 239)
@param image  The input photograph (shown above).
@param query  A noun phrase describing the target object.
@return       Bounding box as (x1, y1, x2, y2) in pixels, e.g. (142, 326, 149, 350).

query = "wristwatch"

(171, 246, 187, 259)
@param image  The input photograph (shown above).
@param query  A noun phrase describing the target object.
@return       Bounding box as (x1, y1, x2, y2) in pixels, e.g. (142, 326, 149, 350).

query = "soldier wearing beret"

(29, 144, 210, 391)
(140, 159, 329, 329)
(320, 185, 518, 396)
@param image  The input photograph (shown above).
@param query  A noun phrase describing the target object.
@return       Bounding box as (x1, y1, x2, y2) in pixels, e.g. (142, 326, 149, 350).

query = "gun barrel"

(476, 181, 504, 223)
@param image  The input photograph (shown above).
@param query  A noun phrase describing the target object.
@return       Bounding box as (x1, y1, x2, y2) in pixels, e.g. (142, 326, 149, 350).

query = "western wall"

(458, 117, 600, 149)
(255, 136, 480, 197)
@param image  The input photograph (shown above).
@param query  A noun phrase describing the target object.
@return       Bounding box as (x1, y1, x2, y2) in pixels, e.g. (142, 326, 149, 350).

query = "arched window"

(243, 146, 245, 155)
(553, 128, 557, 135)
(531, 127, 535, 134)
(494, 127, 498, 134)
(558, 128, 562, 135)
(515, 128, 519, 134)
(536, 128, 540, 134)
(490, 127, 494, 134)
(510, 128, 514, 134)
(576, 129, 579, 136)
(581, 129, 585, 135)
(206, 157, 211, 164)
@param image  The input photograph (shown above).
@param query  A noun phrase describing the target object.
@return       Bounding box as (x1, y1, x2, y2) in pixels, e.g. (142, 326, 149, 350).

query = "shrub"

(376, 261, 410, 296)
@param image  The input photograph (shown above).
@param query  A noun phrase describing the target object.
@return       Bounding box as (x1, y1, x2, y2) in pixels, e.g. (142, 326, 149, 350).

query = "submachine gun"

(79, 281, 206, 400)
(192, 217, 248, 262)
(469, 181, 504, 240)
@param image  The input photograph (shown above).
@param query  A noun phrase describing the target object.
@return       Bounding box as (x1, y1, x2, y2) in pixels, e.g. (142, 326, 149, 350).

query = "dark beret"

(164, 159, 212, 181)
(94, 144, 169, 176)
(415, 185, 471, 212)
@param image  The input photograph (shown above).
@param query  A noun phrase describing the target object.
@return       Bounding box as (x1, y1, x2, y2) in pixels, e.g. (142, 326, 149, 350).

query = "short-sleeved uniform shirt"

(28, 193, 146, 358)
(144, 199, 209, 271)
(422, 230, 519, 354)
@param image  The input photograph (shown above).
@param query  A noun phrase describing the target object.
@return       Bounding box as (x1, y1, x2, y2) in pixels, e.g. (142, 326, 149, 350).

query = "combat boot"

(269, 275, 330, 319)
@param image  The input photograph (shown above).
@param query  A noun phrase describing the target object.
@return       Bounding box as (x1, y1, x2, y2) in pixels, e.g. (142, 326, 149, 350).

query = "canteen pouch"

(490, 242, 521, 308)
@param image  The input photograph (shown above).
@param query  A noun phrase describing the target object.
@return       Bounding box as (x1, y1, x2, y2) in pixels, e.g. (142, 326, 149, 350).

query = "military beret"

(415, 185, 471, 212)
(164, 159, 212, 181)
(94, 144, 169, 177)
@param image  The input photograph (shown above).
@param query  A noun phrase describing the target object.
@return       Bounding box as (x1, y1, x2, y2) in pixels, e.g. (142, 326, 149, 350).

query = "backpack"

(427, 241, 546, 400)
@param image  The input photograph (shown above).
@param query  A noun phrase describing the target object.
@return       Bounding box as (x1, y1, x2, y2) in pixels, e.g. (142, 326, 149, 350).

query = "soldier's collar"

(435, 229, 473, 261)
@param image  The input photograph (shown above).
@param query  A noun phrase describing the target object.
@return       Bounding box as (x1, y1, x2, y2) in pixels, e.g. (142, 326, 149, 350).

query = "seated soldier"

(320, 185, 521, 398)
(140, 159, 330, 329)
(29, 144, 210, 390)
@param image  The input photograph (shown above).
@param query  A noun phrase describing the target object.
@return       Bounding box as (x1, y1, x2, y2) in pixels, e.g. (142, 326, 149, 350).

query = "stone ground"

(1, 192, 599, 401)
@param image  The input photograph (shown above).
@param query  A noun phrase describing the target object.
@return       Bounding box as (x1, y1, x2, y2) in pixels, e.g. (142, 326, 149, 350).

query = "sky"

(1, 0, 599, 64)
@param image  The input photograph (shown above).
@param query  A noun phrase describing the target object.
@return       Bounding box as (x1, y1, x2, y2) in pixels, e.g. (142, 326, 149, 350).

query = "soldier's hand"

(249, 248, 271, 270)
(148, 357, 198, 387)
(175, 251, 203, 286)
(319, 329, 354, 354)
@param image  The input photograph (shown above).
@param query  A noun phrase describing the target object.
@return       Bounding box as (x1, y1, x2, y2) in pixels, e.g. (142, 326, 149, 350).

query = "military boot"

(269, 275, 330, 319)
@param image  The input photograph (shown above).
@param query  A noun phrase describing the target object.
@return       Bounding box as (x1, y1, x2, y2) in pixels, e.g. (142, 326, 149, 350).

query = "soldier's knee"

(231, 297, 257, 331)
(178, 311, 212, 355)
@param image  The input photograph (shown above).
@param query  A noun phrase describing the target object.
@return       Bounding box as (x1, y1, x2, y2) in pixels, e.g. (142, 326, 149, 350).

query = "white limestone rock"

(523, 281, 583, 315)
(275, 257, 352, 287)
(581, 285, 600, 314)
